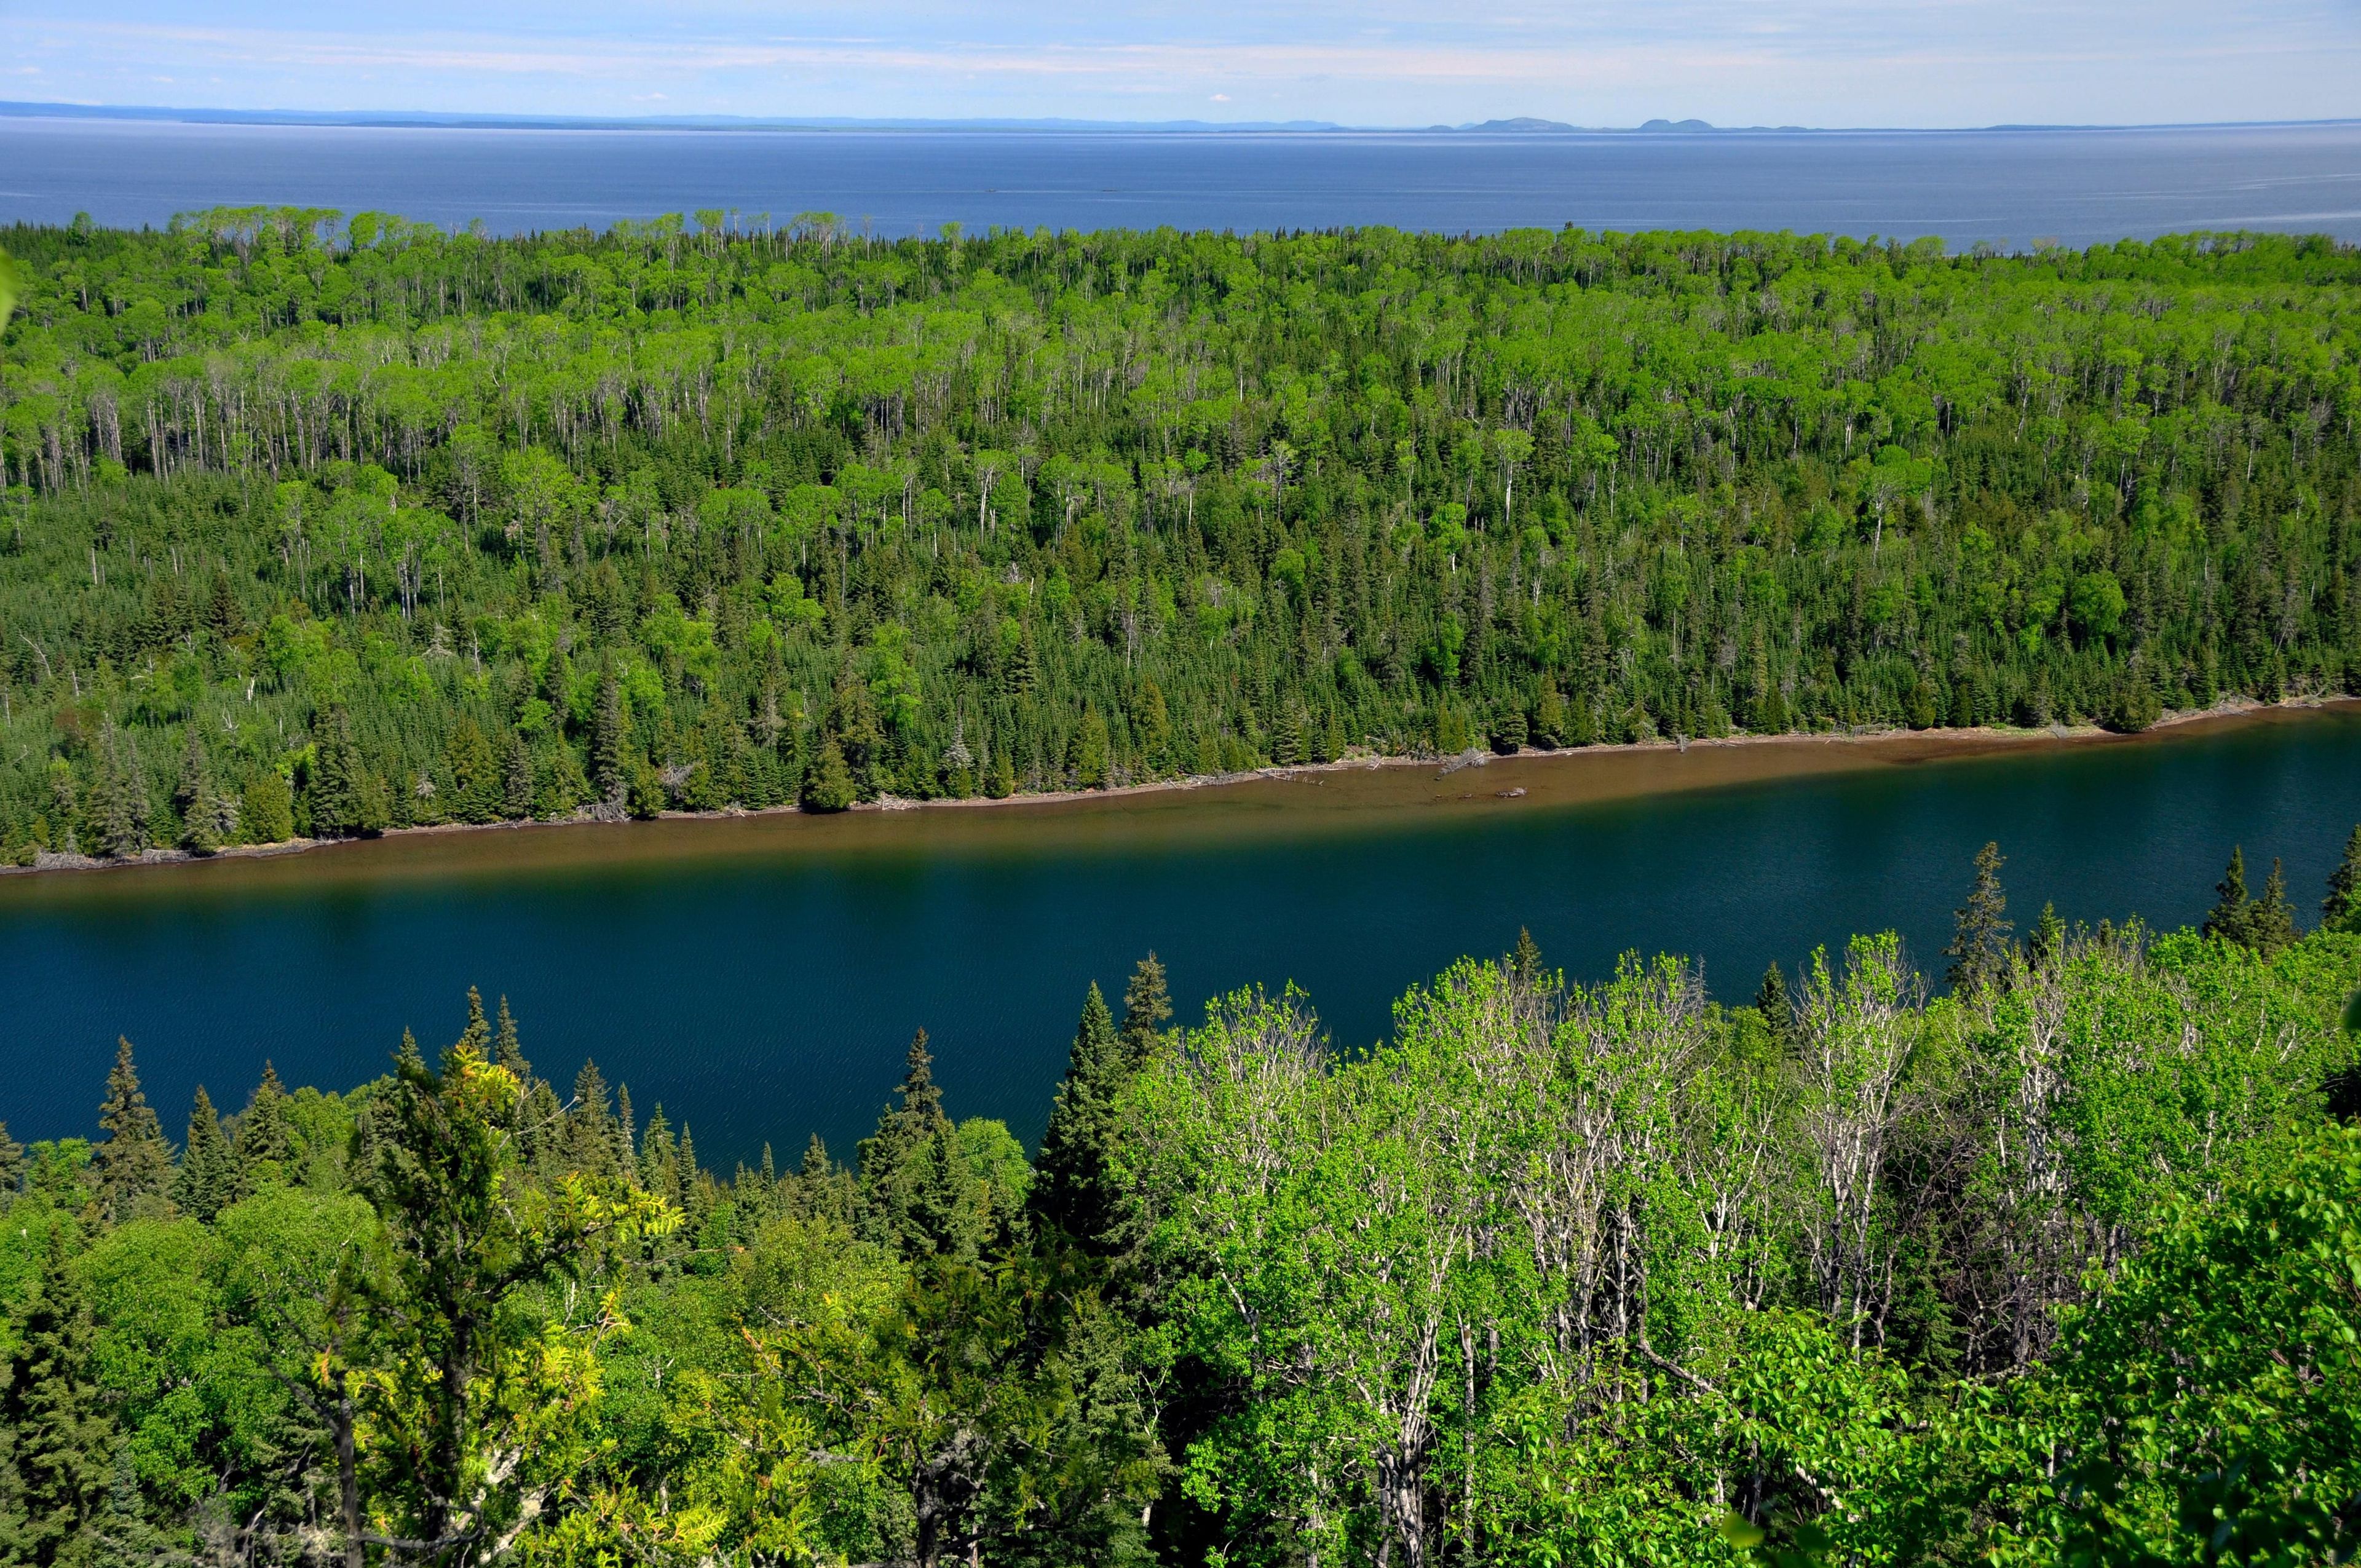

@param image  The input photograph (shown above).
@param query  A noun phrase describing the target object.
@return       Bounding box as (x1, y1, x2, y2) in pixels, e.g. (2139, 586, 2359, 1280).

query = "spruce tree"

(457, 986, 492, 1058)
(1511, 928, 1544, 989)
(564, 1061, 619, 1178)
(857, 1029, 960, 1257)
(502, 729, 536, 820)
(232, 1063, 296, 1195)
(0, 1233, 114, 1567)
(1944, 841, 2013, 994)
(93, 1037, 172, 1221)
(1118, 951, 1173, 1070)
(2324, 825, 2361, 930)
(174, 731, 223, 854)
(173, 1086, 237, 1221)
(2027, 901, 2066, 969)
(615, 1083, 639, 1178)
(675, 1126, 699, 1214)
(2249, 857, 2298, 956)
(2204, 846, 2254, 946)
(591, 672, 627, 809)
(801, 737, 856, 812)
(309, 706, 363, 837)
(493, 995, 530, 1082)
(93, 721, 147, 861)
(0, 1121, 22, 1202)
(1033, 983, 1125, 1248)
(1755, 963, 1792, 1043)
(639, 1104, 676, 1192)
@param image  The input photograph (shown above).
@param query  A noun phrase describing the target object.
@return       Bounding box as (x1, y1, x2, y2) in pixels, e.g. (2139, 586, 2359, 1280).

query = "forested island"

(1, 843, 2358, 1565)
(1, 216, 2358, 861)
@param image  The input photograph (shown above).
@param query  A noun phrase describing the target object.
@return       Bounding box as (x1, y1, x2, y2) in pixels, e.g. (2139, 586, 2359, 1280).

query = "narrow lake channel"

(6, 705, 2359, 1165)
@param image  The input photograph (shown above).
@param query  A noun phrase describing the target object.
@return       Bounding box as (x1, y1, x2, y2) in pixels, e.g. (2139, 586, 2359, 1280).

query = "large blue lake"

(2, 117, 2358, 243)
(4, 713, 2359, 1166)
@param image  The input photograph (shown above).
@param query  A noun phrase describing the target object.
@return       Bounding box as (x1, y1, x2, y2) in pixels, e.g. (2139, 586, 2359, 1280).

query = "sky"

(3, 0, 2359, 129)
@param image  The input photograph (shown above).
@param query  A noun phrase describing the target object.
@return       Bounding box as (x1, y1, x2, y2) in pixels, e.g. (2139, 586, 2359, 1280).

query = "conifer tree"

(2324, 825, 2360, 930)
(675, 1125, 699, 1214)
(173, 1085, 237, 1221)
(1511, 928, 1545, 986)
(444, 715, 500, 825)
(457, 986, 491, 1058)
(1944, 841, 2013, 994)
(1034, 983, 1125, 1248)
(858, 1029, 961, 1257)
(175, 731, 226, 854)
(93, 720, 148, 860)
(0, 1122, 22, 1200)
(2027, 901, 2066, 969)
(639, 1104, 676, 1193)
(502, 729, 536, 820)
(591, 671, 628, 809)
(233, 1063, 296, 1195)
(493, 995, 529, 1082)
(801, 737, 856, 812)
(2204, 846, 2254, 945)
(615, 1083, 639, 1178)
(565, 1060, 619, 1178)
(309, 706, 365, 836)
(1118, 951, 1173, 1069)
(1755, 963, 1792, 1043)
(2249, 857, 2298, 956)
(94, 1037, 172, 1221)
(0, 1233, 115, 1567)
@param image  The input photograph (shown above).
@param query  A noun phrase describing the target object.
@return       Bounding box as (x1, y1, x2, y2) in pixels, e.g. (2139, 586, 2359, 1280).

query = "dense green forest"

(2, 841, 2359, 1566)
(1, 215, 2359, 858)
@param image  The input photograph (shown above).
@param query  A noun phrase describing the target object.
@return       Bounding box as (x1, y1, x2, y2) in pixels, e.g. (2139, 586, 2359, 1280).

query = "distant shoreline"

(6, 100, 2359, 138)
(7, 695, 2354, 884)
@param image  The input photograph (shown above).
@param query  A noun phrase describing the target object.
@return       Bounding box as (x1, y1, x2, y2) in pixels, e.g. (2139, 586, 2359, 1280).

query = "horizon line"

(6, 98, 2360, 138)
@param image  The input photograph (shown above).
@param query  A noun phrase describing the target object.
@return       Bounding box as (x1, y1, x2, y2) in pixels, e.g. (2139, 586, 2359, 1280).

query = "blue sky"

(5, 0, 2358, 128)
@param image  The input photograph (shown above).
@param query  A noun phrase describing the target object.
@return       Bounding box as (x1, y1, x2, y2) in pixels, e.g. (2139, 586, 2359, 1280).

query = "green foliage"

(6, 898, 2357, 1564)
(6, 218, 2361, 857)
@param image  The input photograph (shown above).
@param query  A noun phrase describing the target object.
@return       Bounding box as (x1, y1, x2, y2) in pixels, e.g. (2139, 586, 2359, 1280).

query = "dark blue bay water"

(3, 711, 2358, 1166)
(2, 117, 2359, 242)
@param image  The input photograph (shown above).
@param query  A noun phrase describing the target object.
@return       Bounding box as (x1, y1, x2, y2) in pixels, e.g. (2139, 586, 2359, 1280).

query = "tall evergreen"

(614, 1084, 639, 1177)
(591, 672, 627, 808)
(0, 1122, 22, 1202)
(1034, 984, 1126, 1248)
(494, 995, 530, 1081)
(564, 1061, 620, 1178)
(309, 706, 365, 837)
(2249, 858, 2298, 956)
(0, 1232, 115, 1567)
(1117, 951, 1174, 1070)
(92, 720, 147, 861)
(857, 1029, 962, 1257)
(232, 1063, 296, 1195)
(173, 731, 226, 855)
(2204, 846, 2254, 946)
(2027, 901, 2067, 969)
(502, 729, 536, 821)
(1944, 841, 2013, 995)
(1755, 963, 1793, 1044)
(93, 1037, 172, 1221)
(2325, 825, 2361, 930)
(173, 1086, 237, 1221)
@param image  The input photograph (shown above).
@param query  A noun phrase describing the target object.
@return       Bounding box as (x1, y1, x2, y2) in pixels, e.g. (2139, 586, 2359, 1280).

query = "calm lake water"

(2, 118, 2359, 243)
(4, 709, 2359, 1165)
